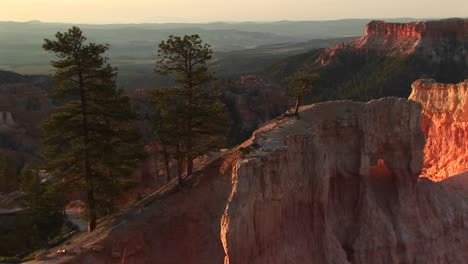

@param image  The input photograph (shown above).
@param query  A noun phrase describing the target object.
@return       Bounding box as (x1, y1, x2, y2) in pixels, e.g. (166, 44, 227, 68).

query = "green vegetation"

(265, 50, 468, 103)
(19, 163, 64, 238)
(0, 153, 19, 192)
(152, 87, 185, 183)
(0, 162, 66, 259)
(153, 35, 229, 185)
(264, 49, 323, 84)
(41, 26, 144, 232)
(285, 70, 320, 116)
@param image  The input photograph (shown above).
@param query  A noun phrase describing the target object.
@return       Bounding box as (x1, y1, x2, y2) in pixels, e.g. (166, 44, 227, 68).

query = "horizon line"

(1, 16, 466, 25)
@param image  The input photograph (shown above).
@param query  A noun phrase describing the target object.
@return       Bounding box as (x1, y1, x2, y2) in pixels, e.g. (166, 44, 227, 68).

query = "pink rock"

(320, 18, 468, 64)
(409, 79, 468, 181)
(53, 98, 468, 264)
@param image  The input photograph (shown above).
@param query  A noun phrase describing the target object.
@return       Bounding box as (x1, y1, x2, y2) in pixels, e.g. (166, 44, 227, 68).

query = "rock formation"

(409, 79, 468, 181)
(0, 112, 18, 131)
(40, 98, 468, 264)
(0, 81, 52, 194)
(320, 18, 468, 64)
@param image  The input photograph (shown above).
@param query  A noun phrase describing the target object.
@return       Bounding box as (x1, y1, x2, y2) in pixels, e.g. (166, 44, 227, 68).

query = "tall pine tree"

(152, 87, 185, 184)
(155, 35, 228, 181)
(42, 27, 143, 232)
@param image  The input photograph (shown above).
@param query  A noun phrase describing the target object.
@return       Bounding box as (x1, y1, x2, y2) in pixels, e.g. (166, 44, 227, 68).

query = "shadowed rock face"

(222, 76, 291, 142)
(409, 79, 468, 181)
(43, 98, 468, 264)
(0, 83, 52, 194)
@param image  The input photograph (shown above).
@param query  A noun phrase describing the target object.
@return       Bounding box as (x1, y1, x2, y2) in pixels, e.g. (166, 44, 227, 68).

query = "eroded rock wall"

(320, 18, 468, 64)
(43, 98, 468, 264)
(409, 79, 468, 181)
(221, 98, 467, 264)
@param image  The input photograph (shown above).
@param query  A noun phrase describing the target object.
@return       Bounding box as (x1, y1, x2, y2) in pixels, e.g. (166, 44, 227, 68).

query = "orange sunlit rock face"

(319, 18, 468, 64)
(409, 79, 468, 181)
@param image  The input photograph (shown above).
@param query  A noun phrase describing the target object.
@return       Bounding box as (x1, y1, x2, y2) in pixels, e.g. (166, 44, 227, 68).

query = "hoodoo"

(409, 79, 468, 181)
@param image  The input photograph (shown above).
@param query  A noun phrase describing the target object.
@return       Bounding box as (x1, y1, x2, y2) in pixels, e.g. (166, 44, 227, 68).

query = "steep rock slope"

(409, 79, 468, 181)
(40, 98, 468, 264)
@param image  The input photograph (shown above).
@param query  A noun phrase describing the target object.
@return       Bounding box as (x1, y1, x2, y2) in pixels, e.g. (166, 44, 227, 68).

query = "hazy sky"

(2, 0, 467, 23)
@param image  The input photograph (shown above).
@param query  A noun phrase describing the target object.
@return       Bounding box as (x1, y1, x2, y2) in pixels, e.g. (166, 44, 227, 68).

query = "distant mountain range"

(0, 18, 415, 73)
(0, 18, 421, 37)
(2, 19, 385, 89)
(1, 17, 466, 93)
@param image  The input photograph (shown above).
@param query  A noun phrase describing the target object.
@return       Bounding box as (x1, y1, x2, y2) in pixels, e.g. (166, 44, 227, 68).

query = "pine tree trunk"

(177, 158, 183, 186)
(186, 70, 194, 177)
(293, 97, 301, 116)
(87, 189, 96, 231)
(163, 145, 171, 182)
(78, 70, 96, 232)
(176, 144, 183, 186)
(186, 156, 193, 177)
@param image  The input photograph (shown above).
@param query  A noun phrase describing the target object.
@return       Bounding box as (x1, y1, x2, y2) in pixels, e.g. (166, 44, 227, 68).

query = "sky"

(2, 0, 467, 23)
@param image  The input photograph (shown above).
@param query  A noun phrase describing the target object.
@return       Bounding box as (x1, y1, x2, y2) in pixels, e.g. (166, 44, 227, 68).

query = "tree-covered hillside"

(264, 50, 468, 103)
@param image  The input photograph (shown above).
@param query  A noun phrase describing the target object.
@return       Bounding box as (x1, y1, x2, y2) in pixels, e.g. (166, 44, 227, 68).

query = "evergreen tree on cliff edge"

(154, 35, 229, 182)
(41, 27, 143, 232)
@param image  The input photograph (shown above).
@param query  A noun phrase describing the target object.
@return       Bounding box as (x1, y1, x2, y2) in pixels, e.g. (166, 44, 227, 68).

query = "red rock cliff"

(320, 18, 468, 64)
(39, 98, 468, 264)
(409, 79, 468, 181)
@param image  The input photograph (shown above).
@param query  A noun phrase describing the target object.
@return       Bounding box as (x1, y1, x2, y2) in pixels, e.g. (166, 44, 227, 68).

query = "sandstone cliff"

(38, 98, 468, 264)
(320, 18, 468, 64)
(409, 79, 468, 181)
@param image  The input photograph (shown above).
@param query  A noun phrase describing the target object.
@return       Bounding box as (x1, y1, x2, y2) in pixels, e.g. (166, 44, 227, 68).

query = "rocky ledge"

(37, 97, 468, 264)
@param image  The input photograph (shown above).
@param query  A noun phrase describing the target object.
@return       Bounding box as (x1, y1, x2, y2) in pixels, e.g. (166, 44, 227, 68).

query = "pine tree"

(19, 162, 64, 244)
(42, 27, 143, 232)
(152, 87, 185, 184)
(285, 70, 320, 116)
(155, 35, 228, 181)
